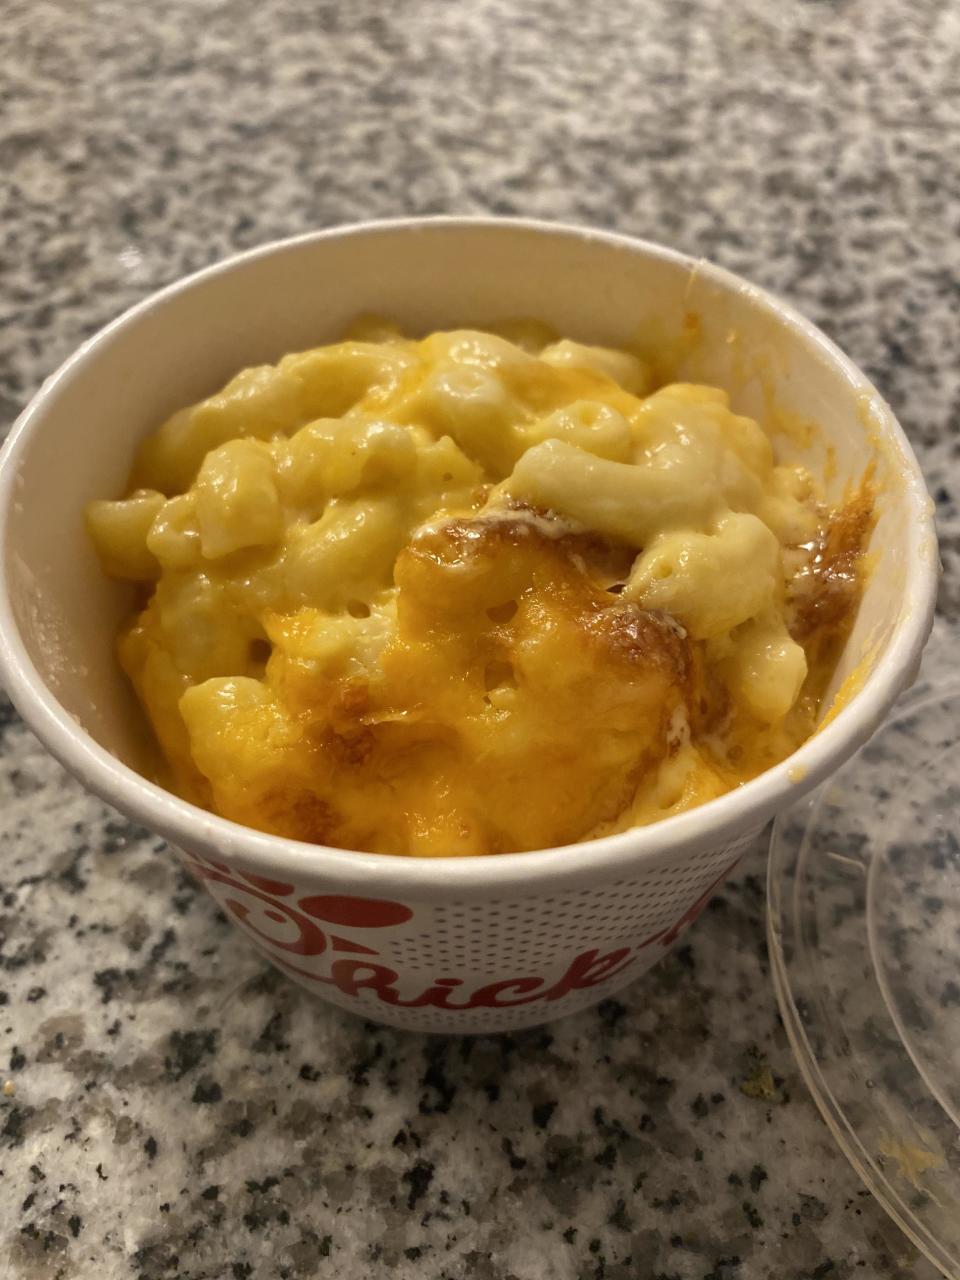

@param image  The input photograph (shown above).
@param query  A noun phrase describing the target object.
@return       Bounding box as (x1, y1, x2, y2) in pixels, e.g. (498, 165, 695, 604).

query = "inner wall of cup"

(2, 223, 907, 769)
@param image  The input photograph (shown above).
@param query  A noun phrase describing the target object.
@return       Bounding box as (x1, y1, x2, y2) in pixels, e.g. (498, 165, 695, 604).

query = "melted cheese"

(86, 321, 871, 855)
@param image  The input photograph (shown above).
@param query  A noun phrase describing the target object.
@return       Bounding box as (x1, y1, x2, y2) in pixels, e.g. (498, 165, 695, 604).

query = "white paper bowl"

(0, 219, 938, 1032)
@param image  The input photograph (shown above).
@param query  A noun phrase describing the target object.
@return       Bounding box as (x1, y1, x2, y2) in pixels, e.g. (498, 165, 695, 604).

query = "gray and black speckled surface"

(1, 1, 958, 1276)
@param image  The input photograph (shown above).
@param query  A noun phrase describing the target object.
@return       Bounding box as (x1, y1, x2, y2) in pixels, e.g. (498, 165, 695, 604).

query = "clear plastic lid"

(768, 672, 960, 1279)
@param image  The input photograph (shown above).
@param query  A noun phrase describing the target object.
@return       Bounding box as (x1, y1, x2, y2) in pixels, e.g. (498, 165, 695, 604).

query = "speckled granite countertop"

(2, 1, 958, 1276)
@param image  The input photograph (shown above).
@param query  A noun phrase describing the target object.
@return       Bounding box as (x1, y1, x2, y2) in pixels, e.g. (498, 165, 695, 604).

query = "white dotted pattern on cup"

(192, 827, 763, 1032)
(298, 971, 668, 1036)
(383, 838, 753, 976)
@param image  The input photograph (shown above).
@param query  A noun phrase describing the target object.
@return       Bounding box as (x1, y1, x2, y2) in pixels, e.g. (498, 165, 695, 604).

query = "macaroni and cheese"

(87, 321, 872, 855)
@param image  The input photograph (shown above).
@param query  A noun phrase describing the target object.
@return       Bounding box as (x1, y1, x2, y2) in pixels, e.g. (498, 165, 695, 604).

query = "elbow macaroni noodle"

(86, 320, 871, 856)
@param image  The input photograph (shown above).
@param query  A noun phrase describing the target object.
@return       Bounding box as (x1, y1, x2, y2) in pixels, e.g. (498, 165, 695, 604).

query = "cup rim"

(0, 215, 939, 895)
